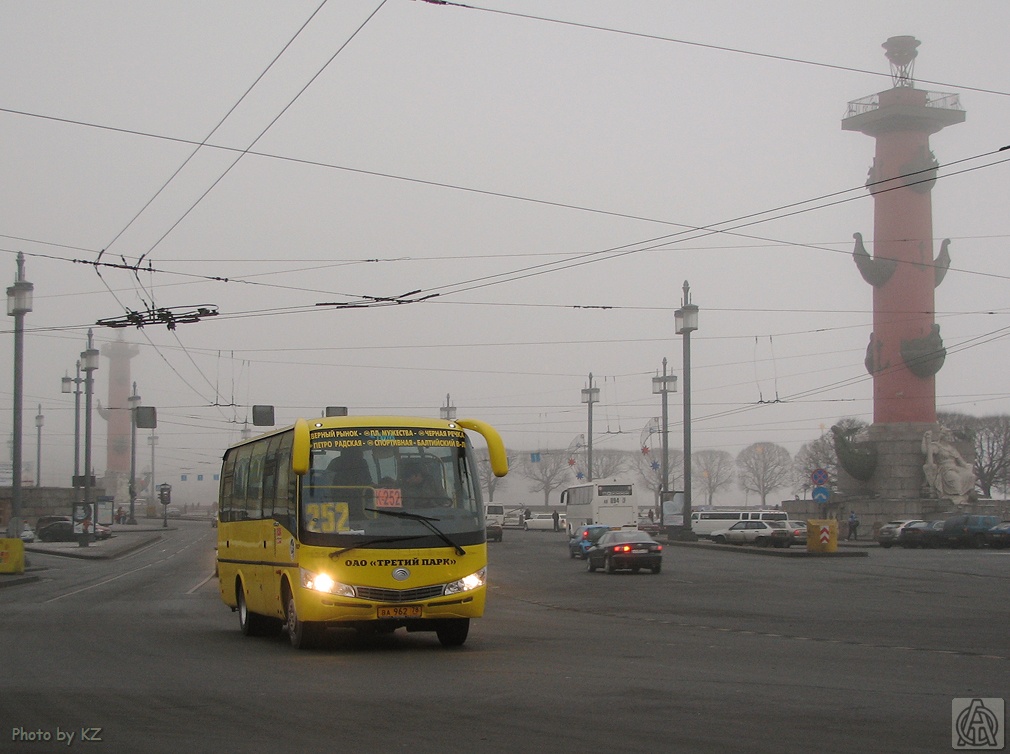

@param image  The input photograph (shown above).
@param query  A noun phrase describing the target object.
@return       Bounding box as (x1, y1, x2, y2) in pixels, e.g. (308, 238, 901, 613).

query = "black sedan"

(586, 530, 662, 574)
(898, 520, 945, 549)
(37, 520, 77, 542)
(37, 520, 112, 542)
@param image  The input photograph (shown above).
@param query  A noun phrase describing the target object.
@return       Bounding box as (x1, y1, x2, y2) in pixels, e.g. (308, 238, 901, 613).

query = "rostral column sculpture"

(839, 37, 966, 500)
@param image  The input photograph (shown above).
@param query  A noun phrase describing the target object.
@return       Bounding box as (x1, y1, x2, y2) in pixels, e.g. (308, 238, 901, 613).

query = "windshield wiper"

(328, 535, 417, 559)
(364, 508, 466, 556)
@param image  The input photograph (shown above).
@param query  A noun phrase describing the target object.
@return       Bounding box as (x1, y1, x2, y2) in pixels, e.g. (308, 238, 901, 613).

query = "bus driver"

(400, 462, 449, 509)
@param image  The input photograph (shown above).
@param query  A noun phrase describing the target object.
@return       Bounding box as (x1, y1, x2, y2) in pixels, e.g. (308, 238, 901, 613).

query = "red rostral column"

(842, 37, 964, 424)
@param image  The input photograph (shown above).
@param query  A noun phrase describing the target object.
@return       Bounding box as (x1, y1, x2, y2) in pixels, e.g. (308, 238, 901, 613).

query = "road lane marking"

(44, 561, 156, 602)
(187, 572, 216, 594)
(44, 532, 214, 602)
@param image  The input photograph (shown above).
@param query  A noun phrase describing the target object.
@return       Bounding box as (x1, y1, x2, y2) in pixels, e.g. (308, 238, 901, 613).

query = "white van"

(485, 504, 505, 527)
(690, 510, 789, 538)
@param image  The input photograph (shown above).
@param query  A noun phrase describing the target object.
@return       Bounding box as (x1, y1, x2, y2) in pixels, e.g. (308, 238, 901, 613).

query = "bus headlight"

(300, 568, 355, 597)
(443, 567, 486, 596)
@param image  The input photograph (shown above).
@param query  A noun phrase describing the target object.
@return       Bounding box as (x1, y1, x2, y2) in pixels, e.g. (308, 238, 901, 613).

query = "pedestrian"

(552, 509, 559, 531)
(848, 511, 859, 540)
(116, 506, 125, 524)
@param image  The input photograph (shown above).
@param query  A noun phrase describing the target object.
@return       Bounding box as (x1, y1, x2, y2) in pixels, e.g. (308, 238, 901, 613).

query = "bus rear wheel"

(285, 591, 321, 650)
(435, 618, 469, 648)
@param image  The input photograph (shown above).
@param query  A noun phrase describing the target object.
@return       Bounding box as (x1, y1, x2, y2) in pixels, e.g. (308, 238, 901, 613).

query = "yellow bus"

(217, 415, 508, 649)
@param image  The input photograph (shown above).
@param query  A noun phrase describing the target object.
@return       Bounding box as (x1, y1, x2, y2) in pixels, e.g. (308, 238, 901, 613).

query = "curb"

(0, 573, 41, 588)
(664, 540, 870, 558)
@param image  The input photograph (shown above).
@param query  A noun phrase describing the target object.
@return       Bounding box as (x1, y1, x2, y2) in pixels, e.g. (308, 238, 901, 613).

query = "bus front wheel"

(435, 618, 469, 648)
(285, 591, 321, 650)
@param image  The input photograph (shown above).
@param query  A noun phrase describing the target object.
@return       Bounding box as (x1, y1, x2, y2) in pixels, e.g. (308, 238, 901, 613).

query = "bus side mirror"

(292, 418, 310, 475)
(457, 419, 508, 477)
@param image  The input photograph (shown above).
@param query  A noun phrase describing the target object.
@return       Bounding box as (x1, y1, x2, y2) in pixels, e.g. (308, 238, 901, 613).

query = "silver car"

(876, 519, 924, 548)
(711, 520, 792, 548)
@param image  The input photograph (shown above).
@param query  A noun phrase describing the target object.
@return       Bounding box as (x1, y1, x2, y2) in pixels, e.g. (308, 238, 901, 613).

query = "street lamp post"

(675, 281, 699, 540)
(79, 329, 99, 547)
(148, 432, 158, 520)
(34, 405, 43, 487)
(580, 373, 599, 482)
(62, 361, 83, 489)
(7, 252, 33, 539)
(651, 358, 678, 520)
(128, 383, 140, 525)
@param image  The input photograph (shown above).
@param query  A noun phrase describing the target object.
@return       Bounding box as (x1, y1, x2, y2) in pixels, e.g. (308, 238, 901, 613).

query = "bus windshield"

(299, 426, 481, 546)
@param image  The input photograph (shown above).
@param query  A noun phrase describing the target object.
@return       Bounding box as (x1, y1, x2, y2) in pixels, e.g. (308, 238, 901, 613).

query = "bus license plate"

(378, 605, 421, 619)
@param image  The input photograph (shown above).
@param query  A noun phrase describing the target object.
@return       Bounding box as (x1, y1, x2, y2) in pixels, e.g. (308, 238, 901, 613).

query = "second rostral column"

(839, 36, 965, 499)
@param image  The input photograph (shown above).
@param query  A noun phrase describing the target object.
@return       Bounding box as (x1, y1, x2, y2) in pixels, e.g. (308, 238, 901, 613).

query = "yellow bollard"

(806, 519, 838, 553)
(0, 537, 26, 574)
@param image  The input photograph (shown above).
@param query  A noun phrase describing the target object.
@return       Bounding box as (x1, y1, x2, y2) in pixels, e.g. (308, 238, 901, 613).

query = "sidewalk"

(24, 524, 167, 560)
(1, 525, 169, 588)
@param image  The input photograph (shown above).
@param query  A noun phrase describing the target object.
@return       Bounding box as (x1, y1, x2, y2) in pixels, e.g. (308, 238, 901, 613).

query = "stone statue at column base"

(921, 428, 976, 506)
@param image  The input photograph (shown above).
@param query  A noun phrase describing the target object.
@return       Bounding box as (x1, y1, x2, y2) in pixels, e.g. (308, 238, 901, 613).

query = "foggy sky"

(1, 0, 1008, 501)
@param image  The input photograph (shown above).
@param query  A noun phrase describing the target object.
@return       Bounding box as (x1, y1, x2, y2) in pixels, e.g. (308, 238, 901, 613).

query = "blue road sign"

(812, 485, 831, 503)
(811, 468, 829, 486)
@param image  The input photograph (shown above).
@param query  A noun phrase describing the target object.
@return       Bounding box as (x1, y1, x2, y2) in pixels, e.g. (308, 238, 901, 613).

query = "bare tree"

(633, 447, 684, 503)
(972, 416, 1010, 497)
(521, 451, 572, 505)
(942, 413, 1010, 498)
(793, 430, 838, 496)
(736, 442, 793, 506)
(693, 449, 735, 506)
(475, 449, 520, 503)
(590, 449, 630, 481)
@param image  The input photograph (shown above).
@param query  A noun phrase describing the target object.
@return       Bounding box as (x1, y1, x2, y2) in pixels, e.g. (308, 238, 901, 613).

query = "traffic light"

(158, 484, 172, 505)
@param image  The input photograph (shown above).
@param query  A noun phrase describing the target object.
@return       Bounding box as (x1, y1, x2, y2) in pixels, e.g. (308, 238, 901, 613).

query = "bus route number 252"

(304, 502, 349, 533)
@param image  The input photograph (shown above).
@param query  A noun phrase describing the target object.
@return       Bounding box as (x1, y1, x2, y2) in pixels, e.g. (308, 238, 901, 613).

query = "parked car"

(586, 530, 663, 574)
(898, 520, 945, 549)
(940, 514, 1000, 548)
(711, 520, 792, 548)
(568, 524, 610, 559)
(876, 519, 925, 548)
(785, 520, 808, 546)
(984, 521, 1010, 549)
(636, 517, 661, 536)
(524, 513, 559, 531)
(503, 510, 526, 529)
(36, 514, 71, 531)
(37, 520, 76, 542)
(37, 519, 111, 542)
(485, 521, 503, 542)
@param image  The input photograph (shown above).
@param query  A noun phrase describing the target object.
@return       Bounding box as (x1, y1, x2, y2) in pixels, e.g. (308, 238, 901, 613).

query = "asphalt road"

(1, 521, 1007, 753)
